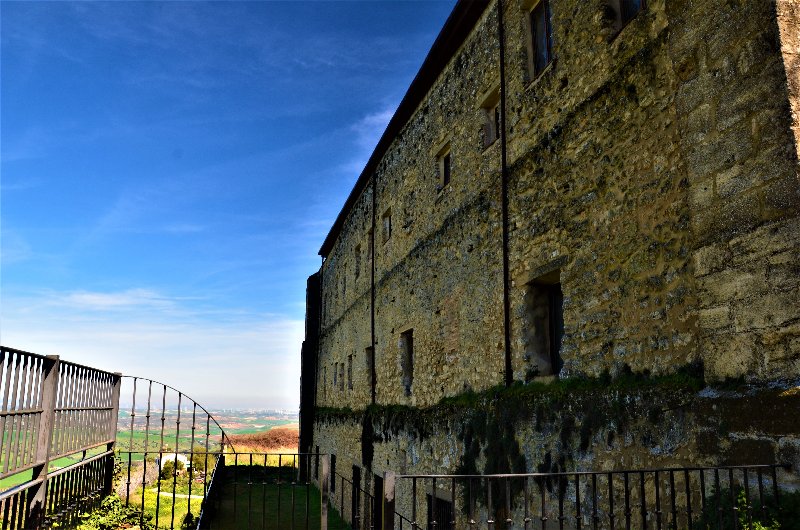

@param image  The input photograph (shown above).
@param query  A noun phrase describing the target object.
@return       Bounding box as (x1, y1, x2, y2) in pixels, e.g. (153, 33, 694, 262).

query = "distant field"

(116, 409, 297, 456)
(227, 424, 299, 454)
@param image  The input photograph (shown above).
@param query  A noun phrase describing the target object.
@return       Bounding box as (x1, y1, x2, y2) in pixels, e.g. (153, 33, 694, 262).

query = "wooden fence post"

(104, 373, 122, 495)
(320, 454, 330, 530)
(383, 471, 395, 530)
(28, 355, 59, 528)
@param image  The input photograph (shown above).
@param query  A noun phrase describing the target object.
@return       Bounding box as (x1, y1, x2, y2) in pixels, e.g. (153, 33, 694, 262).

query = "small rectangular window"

(339, 363, 345, 391)
(436, 143, 452, 189)
(332, 363, 338, 388)
(617, 0, 644, 29)
(382, 209, 392, 243)
(399, 329, 414, 396)
(529, 0, 553, 78)
(354, 245, 361, 279)
(330, 454, 336, 493)
(365, 346, 375, 389)
(347, 354, 353, 390)
(479, 87, 501, 149)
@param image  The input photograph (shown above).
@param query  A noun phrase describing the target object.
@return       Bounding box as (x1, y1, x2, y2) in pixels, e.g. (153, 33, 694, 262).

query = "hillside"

(227, 423, 299, 453)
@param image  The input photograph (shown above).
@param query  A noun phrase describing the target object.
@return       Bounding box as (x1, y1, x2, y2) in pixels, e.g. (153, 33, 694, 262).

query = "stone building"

(300, 0, 799, 525)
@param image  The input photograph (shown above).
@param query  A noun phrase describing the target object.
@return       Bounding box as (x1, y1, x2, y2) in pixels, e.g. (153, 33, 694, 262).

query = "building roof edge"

(318, 0, 491, 257)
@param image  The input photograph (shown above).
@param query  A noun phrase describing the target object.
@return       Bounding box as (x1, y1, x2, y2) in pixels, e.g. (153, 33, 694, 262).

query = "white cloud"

(352, 107, 395, 152)
(0, 288, 304, 410)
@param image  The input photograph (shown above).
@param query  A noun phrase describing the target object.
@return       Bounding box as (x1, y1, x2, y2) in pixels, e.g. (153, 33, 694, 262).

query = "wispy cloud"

(61, 288, 174, 311)
(0, 288, 303, 409)
(335, 106, 397, 178)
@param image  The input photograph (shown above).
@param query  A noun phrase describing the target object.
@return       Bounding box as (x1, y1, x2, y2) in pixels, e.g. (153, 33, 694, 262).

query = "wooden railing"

(0, 346, 120, 529)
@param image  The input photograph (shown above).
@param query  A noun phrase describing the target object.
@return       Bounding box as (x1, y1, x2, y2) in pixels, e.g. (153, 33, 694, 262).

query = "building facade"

(300, 0, 800, 524)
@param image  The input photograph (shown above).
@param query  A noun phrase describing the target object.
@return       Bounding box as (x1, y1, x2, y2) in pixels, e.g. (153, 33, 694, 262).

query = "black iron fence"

(0, 346, 120, 529)
(199, 452, 337, 530)
(115, 376, 232, 529)
(378, 464, 794, 530)
(0, 345, 794, 530)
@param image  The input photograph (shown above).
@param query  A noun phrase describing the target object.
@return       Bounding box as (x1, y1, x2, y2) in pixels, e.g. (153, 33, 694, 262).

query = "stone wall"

(308, 0, 800, 510)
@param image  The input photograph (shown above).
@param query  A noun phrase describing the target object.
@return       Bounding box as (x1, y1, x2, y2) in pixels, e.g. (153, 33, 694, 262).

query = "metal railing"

(198, 452, 335, 529)
(116, 376, 233, 529)
(0, 346, 120, 529)
(378, 464, 794, 530)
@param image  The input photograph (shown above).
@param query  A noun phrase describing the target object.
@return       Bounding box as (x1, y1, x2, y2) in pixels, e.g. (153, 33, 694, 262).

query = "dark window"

(382, 209, 392, 243)
(480, 87, 500, 148)
(494, 105, 501, 142)
(427, 495, 453, 529)
(442, 151, 451, 186)
(354, 244, 361, 279)
(546, 283, 565, 373)
(400, 329, 414, 396)
(347, 354, 353, 390)
(619, 0, 644, 27)
(365, 346, 375, 390)
(530, 0, 553, 77)
(351, 466, 361, 528)
(373, 474, 384, 529)
(523, 271, 564, 379)
(330, 454, 336, 493)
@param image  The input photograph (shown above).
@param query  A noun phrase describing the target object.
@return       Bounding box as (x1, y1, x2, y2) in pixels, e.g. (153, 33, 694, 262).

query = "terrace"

(1, 345, 796, 529)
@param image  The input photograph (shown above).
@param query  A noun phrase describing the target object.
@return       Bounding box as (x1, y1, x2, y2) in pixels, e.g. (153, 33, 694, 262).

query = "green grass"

(211, 479, 350, 530)
(128, 479, 203, 529)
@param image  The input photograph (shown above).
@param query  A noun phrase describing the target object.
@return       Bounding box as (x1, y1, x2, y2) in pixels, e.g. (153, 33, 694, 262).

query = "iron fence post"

(383, 471, 395, 530)
(104, 373, 122, 496)
(28, 355, 59, 528)
(321, 454, 330, 530)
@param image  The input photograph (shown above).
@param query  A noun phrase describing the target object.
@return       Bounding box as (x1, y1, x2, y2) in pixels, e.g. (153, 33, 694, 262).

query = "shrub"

(693, 486, 800, 530)
(159, 458, 185, 480)
(75, 495, 154, 530)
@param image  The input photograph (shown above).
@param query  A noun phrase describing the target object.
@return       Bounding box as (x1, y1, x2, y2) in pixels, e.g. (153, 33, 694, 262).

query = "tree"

(159, 458, 184, 480)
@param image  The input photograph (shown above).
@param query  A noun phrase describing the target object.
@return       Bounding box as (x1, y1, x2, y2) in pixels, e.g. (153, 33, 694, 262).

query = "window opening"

(437, 143, 452, 189)
(523, 270, 564, 379)
(351, 466, 361, 528)
(347, 354, 353, 390)
(529, 0, 553, 78)
(355, 245, 361, 279)
(330, 454, 336, 493)
(615, 0, 645, 30)
(339, 362, 345, 391)
(365, 346, 375, 390)
(480, 87, 501, 148)
(332, 363, 338, 389)
(373, 474, 384, 529)
(400, 329, 414, 396)
(382, 209, 392, 243)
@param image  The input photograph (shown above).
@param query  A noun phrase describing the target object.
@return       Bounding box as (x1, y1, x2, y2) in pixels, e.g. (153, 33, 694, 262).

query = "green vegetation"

(693, 487, 800, 530)
(65, 496, 154, 530)
(319, 363, 705, 422)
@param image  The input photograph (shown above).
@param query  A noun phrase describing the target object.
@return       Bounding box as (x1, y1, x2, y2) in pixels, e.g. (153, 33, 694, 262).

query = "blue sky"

(1, 1, 455, 409)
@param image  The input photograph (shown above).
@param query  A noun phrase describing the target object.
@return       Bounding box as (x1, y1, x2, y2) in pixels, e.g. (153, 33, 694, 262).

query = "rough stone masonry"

(299, 0, 800, 525)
